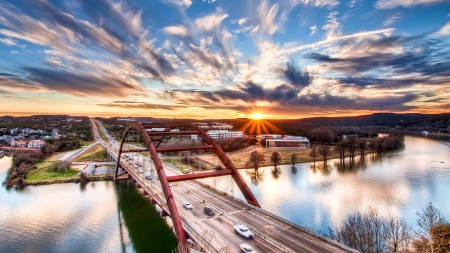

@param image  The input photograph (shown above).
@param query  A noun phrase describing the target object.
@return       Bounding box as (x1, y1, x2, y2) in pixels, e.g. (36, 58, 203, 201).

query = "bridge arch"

(115, 122, 260, 244)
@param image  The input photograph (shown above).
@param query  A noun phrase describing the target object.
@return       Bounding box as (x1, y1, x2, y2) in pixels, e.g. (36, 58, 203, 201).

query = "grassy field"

(216, 146, 366, 169)
(26, 161, 79, 183)
(72, 144, 108, 162)
(79, 140, 92, 146)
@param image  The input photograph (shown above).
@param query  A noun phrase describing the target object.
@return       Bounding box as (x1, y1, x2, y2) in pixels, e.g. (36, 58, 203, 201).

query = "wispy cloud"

(0, 37, 16, 46)
(375, 0, 446, 9)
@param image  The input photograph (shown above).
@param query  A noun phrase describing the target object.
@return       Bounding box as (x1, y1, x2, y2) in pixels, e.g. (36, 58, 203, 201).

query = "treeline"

(4, 150, 44, 187)
(41, 138, 82, 154)
(330, 203, 450, 253)
(214, 137, 258, 152)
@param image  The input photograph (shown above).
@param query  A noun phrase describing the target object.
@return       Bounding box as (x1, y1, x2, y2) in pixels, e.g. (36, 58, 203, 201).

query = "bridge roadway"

(92, 119, 354, 253)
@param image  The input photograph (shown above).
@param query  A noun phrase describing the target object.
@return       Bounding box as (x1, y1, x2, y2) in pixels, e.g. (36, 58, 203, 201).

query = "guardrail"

(193, 178, 359, 253)
(176, 184, 294, 253)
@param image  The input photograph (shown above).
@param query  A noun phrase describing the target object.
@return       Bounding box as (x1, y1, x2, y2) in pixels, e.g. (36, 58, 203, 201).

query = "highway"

(91, 119, 356, 253)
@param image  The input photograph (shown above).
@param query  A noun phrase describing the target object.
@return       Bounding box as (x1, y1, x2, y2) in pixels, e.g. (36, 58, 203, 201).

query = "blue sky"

(0, 0, 450, 118)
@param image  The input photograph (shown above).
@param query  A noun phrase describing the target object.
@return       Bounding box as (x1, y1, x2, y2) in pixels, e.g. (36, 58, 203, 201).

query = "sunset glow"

(0, 1, 449, 118)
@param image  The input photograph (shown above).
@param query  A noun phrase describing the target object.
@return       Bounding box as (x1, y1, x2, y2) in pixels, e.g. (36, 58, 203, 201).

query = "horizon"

(1, 0, 450, 119)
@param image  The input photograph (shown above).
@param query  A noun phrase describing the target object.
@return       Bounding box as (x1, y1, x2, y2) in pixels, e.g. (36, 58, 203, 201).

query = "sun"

(250, 113, 264, 120)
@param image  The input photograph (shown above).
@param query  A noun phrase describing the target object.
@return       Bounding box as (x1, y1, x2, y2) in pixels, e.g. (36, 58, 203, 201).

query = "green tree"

(270, 152, 281, 168)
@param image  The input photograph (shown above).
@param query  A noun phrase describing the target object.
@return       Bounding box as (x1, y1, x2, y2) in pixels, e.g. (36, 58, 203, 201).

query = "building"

(10, 127, 19, 135)
(28, 140, 45, 149)
(191, 130, 245, 140)
(265, 135, 309, 148)
(9, 140, 28, 148)
(210, 122, 233, 130)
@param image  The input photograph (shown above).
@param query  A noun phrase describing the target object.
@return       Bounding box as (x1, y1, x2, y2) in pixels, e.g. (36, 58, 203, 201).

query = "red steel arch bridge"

(114, 122, 260, 245)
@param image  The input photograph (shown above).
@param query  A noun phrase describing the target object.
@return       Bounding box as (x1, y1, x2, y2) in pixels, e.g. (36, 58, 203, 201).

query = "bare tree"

(359, 140, 367, 157)
(309, 146, 319, 163)
(414, 203, 444, 253)
(290, 153, 298, 166)
(246, 150, 265, 171)
(383, 214, 413, 252)
(270, 152, 281, 168)
(318, 145, 333, 162)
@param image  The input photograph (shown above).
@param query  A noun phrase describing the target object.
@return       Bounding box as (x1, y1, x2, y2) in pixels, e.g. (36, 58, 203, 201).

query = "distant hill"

(294, 113, 430, 126)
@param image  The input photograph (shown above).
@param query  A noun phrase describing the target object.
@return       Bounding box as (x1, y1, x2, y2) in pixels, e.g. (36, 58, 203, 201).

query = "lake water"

(200, 135, 450, 235)
(0, 157, 177, 253)
(1, 135, 449, 252)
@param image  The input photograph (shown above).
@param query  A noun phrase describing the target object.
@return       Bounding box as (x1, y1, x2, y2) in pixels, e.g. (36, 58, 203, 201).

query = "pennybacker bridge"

(89, 119, 357, 253)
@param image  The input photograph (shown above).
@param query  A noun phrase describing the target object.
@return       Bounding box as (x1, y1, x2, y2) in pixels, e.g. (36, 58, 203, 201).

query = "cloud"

(98, 101, 185, 110)
(322, 11, 341, 39)
(430, 22, 450, 37)
(0, 37, 16, 46)
(22, 67, 144, 97)
(300, 0, 340, 7)
(238, 18, 248, 26)
(163, 25, 190, 36)
(310, 25, 318, 35)
(375, 0, 446, 9)
(384, 14, 401, 26)
(195, 8, 228, 32)
(160, 0, 192, 9)
(257, 0, 281, 36)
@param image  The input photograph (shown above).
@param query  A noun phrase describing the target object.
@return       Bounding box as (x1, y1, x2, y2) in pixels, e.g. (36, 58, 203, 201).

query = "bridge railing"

(121, 161, 227, 253)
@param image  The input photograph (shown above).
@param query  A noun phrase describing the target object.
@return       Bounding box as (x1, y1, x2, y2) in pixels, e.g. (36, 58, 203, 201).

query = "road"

(92, 119, 355, 253)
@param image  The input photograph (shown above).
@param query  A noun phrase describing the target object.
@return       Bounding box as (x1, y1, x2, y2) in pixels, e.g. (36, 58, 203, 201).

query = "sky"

(0, 0, 450, 119)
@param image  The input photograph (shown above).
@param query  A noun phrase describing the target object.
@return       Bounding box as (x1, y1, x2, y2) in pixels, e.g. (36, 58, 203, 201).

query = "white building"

(191, 130, 245, 140)
(210, 122, 233, 130)
(28, 140, 45, 149)
(265, 135, 309, 148)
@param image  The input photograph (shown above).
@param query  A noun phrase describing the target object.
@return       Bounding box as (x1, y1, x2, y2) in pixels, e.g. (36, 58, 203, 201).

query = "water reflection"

(271, 166, 282, 179)
(201, 136, 450, 236)
(0, 156, 177, 253)
(245, 168, 265, 185)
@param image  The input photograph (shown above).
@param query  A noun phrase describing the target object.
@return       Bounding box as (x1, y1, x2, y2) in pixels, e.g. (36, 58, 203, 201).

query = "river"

(0, 157, 177, 253)
(200, 135, 450, 235)
(1, 135, 449, 252)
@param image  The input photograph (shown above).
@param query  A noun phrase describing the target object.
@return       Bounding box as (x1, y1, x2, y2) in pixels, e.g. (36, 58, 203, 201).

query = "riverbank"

(23, 174, 114, 186)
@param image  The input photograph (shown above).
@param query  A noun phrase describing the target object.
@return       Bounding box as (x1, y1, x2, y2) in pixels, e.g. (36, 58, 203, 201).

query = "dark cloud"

(307, 37, 450, 78)
(0, 0, 174, 79)
(284, 61, 313, 87)
(22, 67, 143, 97)
(98, 101, 185, 110)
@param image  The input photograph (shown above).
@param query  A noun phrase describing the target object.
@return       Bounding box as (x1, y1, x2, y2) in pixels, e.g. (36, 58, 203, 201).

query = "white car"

(183, 202, 193, 210)
(233, 224, 254, 239)
(139, 169, 143, 173)
(240, 244, 256, 253)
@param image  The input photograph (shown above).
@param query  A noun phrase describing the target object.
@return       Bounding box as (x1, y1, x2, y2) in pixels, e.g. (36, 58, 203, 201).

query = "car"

(233, 224, 254, 239)
(183, 202, 193, 210)
(239, 244, 256, 253)
(203, 206, 215, 216)
(145, 175, 153, 180)
(139, 169, 143, 173)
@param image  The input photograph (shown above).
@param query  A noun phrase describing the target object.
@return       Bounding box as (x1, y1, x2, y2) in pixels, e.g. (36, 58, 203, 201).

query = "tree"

(335, 140, 347, 159)
(246, 150, 265, 171)
(431, 223, 450, 253)
(290, 153, 298, 166)
(318, 145, 333, 162)
(359, 140, 367, 157)
(309, 146, 319, 163)
(383, 214, 413, 253)
(417, 203, 444, 239)
(414, 203, 444, 253)
(270, 152, 281, 168)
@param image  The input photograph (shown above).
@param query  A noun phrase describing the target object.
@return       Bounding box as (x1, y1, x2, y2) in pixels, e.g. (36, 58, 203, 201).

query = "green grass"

(80, 140, 91, 146)
(26, 161, 79, 182)
(73, 144, 108, 162)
